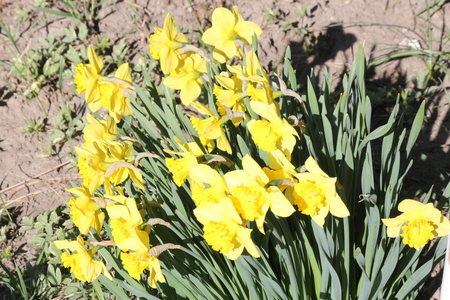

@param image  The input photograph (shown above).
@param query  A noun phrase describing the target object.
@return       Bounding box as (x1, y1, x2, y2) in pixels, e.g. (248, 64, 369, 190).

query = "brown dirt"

(0, 0, 448, 298)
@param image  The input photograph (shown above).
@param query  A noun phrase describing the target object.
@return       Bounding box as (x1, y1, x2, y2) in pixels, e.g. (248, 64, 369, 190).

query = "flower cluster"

(56, 46, 177, 287)
(152, 7, 350, 259)
(59, 6, 450, 294)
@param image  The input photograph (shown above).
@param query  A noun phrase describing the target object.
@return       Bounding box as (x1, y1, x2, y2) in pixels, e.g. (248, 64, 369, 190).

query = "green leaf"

(97, 275, 131, 300)
(78, 23, 88, 40)
(405, 100, 425, 157)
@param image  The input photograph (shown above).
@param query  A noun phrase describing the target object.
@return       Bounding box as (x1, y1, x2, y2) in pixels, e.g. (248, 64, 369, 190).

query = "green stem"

(0, 194, 13, 223)
(186, 0, 204, 35)
(32, 91, 48, 118)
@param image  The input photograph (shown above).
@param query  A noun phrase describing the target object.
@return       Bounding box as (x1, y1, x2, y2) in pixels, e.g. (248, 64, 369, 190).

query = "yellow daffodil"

(189, 164, 228, 206)
(193, 197, 260, 260)
(99, 63, 134, 122)
(265, 150, 297, 181)
(149, 13, 190, 74)
(76, 142, 109, 193)
(74, 46, 105, 111)
(263, 150, 297, 193)
(164, 136, 205, 186)
(202, 6, 262, 63)
(165, 154, 198, 187)
(83, 114, 118, 145)
(224, 155, 295, 233)
(107, 141, 145, 190)
(76, 140, 144, 194)
(228, 51, 280, 104)
(107, 196, 169, 287)
(247, 101, 299, 159)
(189, 102, 231, 154)
(67, 186, 105, 234)
(382, 199, 450, 250)
(121, 247, 165, 288)
(106, 196, 149, 251)
(163, 53, 207, 106)
(214, 72, 246, 126)
(190, 116, 231, 154)
(55, 236, 112, 282)
(292, 157, 349, 227)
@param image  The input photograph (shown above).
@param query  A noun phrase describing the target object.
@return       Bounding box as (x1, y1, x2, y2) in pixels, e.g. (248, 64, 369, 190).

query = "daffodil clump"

(56, 46, 178, 287)
(57, 6, 450, 298)
(150, 8, 350, 259)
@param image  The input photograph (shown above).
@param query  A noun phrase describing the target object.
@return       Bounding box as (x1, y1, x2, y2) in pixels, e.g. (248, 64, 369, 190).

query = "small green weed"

(22, 117, 46, 134)
(0, 206, 84, 299)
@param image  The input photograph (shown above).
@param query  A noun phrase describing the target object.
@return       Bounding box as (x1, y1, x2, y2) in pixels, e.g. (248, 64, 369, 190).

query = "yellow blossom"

(120, 247, 165, 288)
(247, 101, 299, 159)
(164, 137, 205, 186)
(229, 50, 282, 104)
(106, 196, 149, 251)
(382, 199, 450, 250)
(264, 150, 297, 184)
(67, 186, 105, 234)
(83, 114, 118, 145)
(214, 72, 246, 126)
(189, 164, 228, 206)
(55, 236, 112, 282)
(107, 141, 145, 190)
(193, 197, 260, 260)
(165, 155, 198, 187)
(163, 53, 207, 106)
(149, 13, 190, 74)
(76, 142, 110, 193)
(74, 46, 104, 111)
(100, 63, 134, 122)
(224, 155, 295, 233)
(202, 6, 262, 63)
(76, 141, 143, 194)
(292, 157, 349, 227)
(189, 102, 231, 154)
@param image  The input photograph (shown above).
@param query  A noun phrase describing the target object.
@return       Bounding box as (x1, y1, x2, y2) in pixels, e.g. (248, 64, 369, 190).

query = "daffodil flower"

(202, 6, 262, 63)
(228, 51, 281, 104)
(247, 101, 299, 159)
(263, 150, 298, 192)
(224, 155, 295, 233)
(83, 114, 119, 145)
(382, 199, 450, 250)
(189, 164, 229, 206)
(106, 141, 145, 190)
(120, 247, 165, 288)
(164, 136, 205, 186)
(163, 53, 207, 106)
(149, 13, 190, 74)
(106, 196, 149, 251)
(55, 236, 112, 282)
(189, 102, 232, 154)
(76, 141, 144, 194)
(194, 197, 260, 260)
(74, 46, 105, 111)
(67, 186, 105, 234)
(292, 157, 349, 227)
(99, 63, 134, 122)
(214, 72, 246, 126)
(76, 142, 109, 193)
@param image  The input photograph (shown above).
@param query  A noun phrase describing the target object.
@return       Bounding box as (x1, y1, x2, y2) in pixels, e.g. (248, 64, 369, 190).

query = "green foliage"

(33, 0, 107, 28)
(22, 117, 46, 134)
(119, 44, 447, 299)
(0, 206, 80, 299)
